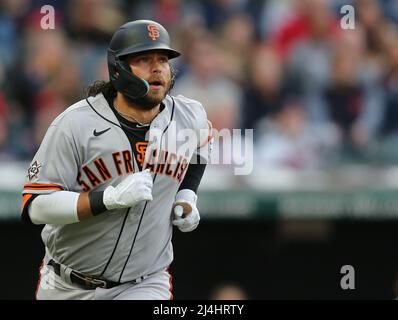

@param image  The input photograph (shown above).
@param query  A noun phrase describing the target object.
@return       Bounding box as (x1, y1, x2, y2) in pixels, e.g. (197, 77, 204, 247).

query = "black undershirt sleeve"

(179, 155, 207, 194)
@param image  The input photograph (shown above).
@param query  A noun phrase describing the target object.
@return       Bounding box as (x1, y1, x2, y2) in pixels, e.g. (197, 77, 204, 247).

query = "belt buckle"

(86, 276, 107, 289)
(72, 271, 108, 289)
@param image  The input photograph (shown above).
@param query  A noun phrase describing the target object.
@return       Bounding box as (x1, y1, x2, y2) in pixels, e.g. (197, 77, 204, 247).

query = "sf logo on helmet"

(147, 24, 160, 40)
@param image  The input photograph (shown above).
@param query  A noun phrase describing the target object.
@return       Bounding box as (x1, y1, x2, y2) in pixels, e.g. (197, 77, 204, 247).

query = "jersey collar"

(87, 93, 173, 132)
(86, 93, 120, 126)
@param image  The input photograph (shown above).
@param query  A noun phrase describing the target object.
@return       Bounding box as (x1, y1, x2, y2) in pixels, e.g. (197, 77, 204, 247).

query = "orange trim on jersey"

(167, 267, 174, 300)
(35, 260, 44, 300)
(21, 194, 33, 211)
(23, 183, 64, 191)
(198, 120, 213, 149)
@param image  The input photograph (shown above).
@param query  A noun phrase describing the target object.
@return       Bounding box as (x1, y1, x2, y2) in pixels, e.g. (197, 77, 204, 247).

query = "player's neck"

(114, 93, 160, 125)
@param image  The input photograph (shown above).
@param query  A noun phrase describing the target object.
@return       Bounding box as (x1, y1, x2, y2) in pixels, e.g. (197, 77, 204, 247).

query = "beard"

(123, 91, 165, 110)
(123, 64, 176, 110)
(123, 79, 172, 110)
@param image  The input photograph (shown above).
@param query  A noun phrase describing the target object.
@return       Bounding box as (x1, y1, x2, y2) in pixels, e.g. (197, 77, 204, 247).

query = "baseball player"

(21, 20, 212, 300)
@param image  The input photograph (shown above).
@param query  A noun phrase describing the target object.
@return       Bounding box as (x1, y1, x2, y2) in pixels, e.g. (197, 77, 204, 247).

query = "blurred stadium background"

(2, 0, 398, 299)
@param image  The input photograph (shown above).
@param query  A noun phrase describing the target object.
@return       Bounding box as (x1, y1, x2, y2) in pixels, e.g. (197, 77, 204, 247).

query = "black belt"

(48, 259, 121, 290)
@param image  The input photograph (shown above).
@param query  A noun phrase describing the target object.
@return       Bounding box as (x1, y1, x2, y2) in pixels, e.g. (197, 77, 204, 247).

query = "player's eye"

(159, 56, 168, 63)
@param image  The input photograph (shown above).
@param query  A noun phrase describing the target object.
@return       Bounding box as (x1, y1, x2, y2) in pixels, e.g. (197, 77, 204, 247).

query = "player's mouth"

(148, 80, 164, 91)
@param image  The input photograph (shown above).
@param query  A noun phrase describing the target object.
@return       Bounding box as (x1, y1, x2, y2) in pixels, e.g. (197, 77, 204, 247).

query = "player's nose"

(150, 61, 162, 74)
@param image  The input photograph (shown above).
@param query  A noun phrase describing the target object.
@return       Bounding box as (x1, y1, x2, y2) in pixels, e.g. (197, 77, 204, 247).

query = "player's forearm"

(78, 190, 108, 220)
(28, 190, 109, 224)
(29, 191, 81, 225)
(28, 169, 154, 225)
(77, 192, 94, 221)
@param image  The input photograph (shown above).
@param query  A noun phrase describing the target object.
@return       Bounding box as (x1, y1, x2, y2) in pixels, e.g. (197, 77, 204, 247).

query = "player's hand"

(172, 189, 200, 232)
(103, 169, 153, 210)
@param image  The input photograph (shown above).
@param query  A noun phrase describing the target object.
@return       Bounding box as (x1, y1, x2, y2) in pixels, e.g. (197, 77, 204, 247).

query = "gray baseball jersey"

(22, 93, 210, 283)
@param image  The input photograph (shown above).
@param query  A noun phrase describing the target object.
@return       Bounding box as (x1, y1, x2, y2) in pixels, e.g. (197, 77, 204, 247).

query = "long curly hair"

(85, 64, 177, 99)
(85, 80, 117, 99)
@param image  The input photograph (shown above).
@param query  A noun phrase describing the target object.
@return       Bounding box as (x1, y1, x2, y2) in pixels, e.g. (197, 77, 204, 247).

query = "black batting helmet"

(107, 20, 180, 100)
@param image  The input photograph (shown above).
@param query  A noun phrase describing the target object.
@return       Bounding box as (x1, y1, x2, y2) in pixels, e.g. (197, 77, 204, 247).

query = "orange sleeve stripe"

(23, 183, 64, 191)
(21, 194, 33, 211)
(198, 120, 213, 149)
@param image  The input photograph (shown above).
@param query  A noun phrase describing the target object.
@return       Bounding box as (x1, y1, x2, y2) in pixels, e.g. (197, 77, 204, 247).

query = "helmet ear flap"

(111, 56, 149, 99)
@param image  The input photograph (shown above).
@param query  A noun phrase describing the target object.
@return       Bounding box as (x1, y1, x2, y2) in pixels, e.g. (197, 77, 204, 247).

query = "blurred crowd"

(1, 0, 398, 170)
